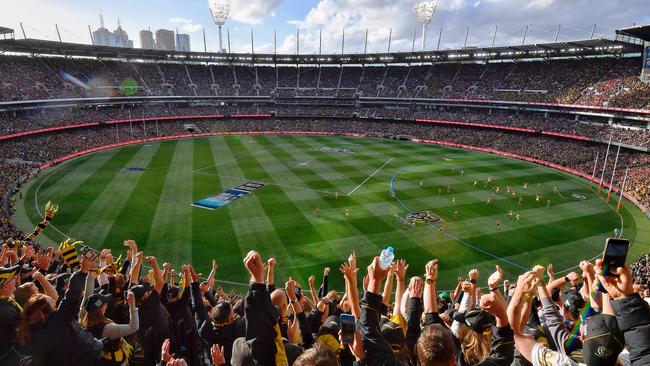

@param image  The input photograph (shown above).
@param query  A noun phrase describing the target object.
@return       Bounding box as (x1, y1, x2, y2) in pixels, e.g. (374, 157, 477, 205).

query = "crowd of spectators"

(631, 253, 650, 290)
(2, 54, 650, 109)
(2, 104, 649, 149)
(0, 228, 649, 366)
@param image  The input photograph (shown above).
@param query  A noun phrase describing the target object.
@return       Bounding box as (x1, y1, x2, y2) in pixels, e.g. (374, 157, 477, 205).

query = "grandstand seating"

(2, 55, 650, 109)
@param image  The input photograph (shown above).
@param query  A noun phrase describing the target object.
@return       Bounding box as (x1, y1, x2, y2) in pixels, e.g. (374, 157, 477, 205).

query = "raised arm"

(339, 251, 361, 319)
(318, 267, 330, 299)
(535, 271, 581, 354)
(506, 272, 537, 362)
(189, 265, 211, 332)
(477, 265, 515, 366)
(286, 278, 315, 348)
(546, 271, 579, 294)
(79, 269, 98, 318)
(206, 259, 217, 292)
(579, 260, 601, 310)
(406, 276, 424, 353)
(59, 252, 96, 322)
(393, 259, 409, 318)
(103, 291, 140, 339)
(129, 251, 143, 286)
(452, 276, 463, 303)
(308, 275, 319, 305)
(32, 270, 58, 303)
(243, 251, 282, 365)
(382, 269, 395, 307)
(423, 259, 439, 315)
(358, 256, 398, 365)
(145, 256, 164, 294)
(265, 257, 275, 287)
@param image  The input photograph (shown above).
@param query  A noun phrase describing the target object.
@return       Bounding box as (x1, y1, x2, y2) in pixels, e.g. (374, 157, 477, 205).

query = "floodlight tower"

(414, 1, 437, 51)
(208, 0, 230, 53)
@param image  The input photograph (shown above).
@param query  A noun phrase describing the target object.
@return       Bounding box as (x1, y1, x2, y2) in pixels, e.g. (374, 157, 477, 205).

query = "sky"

(1, 0, 649, 54)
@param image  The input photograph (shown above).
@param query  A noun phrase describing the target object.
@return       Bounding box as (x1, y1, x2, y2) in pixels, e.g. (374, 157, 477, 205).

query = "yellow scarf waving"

(24, 201, 58, 242)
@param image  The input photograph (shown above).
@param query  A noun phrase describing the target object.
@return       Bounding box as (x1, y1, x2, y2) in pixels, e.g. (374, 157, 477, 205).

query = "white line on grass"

(192, 143, 291, 173)
(192, 170, 338, 196)
(347, 157, 394, 196)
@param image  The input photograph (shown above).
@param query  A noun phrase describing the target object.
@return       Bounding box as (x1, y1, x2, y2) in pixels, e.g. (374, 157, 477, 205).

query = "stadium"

(0, 1, 649, 365)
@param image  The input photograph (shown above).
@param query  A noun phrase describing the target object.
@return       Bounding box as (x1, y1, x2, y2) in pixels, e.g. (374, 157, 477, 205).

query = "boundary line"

(347, 157, 394, 196)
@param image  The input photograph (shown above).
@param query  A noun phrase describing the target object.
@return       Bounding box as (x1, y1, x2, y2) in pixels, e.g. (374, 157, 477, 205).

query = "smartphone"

(602, 238, 630, 276)
(340, 314, 356, 344)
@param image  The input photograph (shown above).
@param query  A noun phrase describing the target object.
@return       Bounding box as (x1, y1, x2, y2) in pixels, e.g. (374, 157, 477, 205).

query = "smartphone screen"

(340, 314, 356, 344)
(603, 238, 630, 276)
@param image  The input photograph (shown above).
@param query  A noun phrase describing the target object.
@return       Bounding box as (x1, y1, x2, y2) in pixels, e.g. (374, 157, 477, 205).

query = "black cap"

(561, 290, 585, 318)
(130, 283, 151, 303)
(319, 315, 340, 337)
(582, 314, 624, 366)
(84, 293, 114, 312)
(55, 273, 71, 290)
(168, 286, 180, 299)
(381, 321, 405, 351)
(455, 309, 495, 333)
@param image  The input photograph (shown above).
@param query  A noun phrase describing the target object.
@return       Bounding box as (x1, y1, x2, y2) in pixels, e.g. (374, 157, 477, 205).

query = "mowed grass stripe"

(273, 136, 444, 288)
(190, 137, 244, 279)
(35, 148, 133, 238)
(68, 144, 161, 246)
(205, 137, 298, 282)
(266, 135, 441, 287)
(228, 136, 324, 283)
(252, 135, 390, 277)
(146, 139, 194, 263)
(102, 141, 177, 251)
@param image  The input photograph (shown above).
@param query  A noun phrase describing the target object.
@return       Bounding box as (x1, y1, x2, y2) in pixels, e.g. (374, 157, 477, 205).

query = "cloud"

(278, 0, 650, 53)
(168, 17, 203, 33)
(170, 17, 191, 24)
(228, 0, 283, 25)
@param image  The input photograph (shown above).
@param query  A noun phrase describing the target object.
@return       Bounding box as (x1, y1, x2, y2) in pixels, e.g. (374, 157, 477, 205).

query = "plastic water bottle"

(379, 246, 395, 270)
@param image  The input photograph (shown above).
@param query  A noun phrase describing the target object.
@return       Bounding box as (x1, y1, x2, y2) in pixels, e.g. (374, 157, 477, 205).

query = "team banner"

(191, 182, 265, 210)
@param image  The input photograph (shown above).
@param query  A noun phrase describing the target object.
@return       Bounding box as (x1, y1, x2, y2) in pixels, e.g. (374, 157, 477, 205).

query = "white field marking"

(192, 143, 291, 173)
(192, 170, 338, 196)
(347, 157, 394, 196)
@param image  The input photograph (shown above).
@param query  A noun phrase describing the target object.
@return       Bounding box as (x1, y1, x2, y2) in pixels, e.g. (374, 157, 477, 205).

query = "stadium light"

(415, 1, 437, 51)
(208, 0, 230, 53)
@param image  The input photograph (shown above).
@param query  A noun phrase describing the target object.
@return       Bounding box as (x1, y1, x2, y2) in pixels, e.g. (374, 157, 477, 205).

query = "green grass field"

(13, 134, 650, 291)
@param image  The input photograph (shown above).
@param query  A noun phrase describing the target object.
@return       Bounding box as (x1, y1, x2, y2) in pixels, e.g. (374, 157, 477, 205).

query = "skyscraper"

(140, 30, 154, 49)
(176, 34, 191, 52)
(155, 29, 175, 51)
(92, 14, 133, 48)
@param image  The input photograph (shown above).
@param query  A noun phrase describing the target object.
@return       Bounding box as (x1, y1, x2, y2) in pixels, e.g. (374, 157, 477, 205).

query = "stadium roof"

(0, 37, 641, 65)
(617, 24, 650, 42)
(0, 27, 14, 36)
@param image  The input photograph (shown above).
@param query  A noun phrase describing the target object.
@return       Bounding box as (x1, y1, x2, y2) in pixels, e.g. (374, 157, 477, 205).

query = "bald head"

(271, 289, 288, 313)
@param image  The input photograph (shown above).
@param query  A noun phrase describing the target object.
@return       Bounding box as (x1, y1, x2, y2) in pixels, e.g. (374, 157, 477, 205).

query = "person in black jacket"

(16, 252, 104, 366)
(190, 264, 244, 366)
(596, 259, 650, 366)
(230, 250, 286, 366)
(358, 256, 405, 366)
